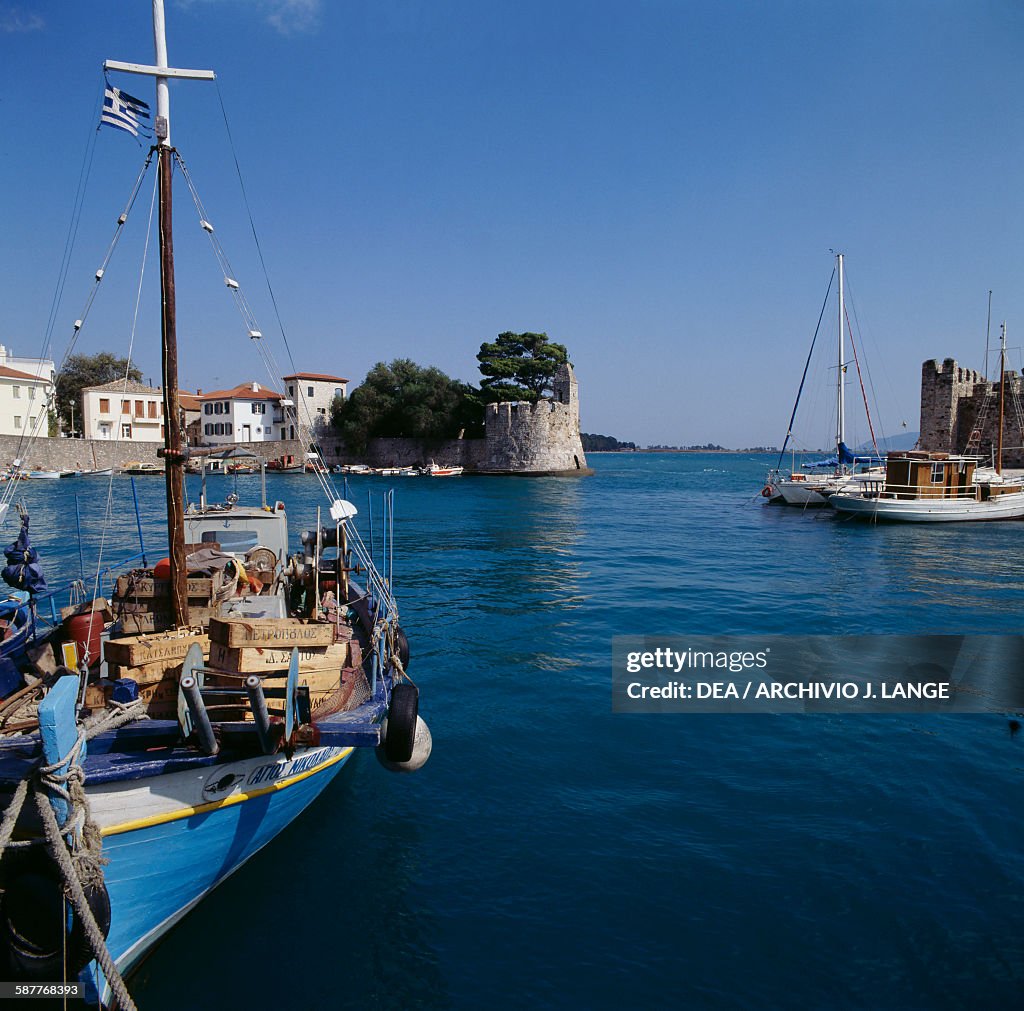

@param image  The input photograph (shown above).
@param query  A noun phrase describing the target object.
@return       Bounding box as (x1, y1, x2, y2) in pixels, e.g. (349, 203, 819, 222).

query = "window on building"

(317, 407, 326, 415)
(205, 423, 213, 436)
(122, 423, 132, 438)
(288, 386, 294, 397)
(215, 423, 223, 435)
(280, 428, 286, 439)
(290, 425, 295, 439)
(27, 387, 35, 401)
(223, 401, 230, 413)
(307, 386, 314, 398)
(122, 400, 130, 415)
(226, 423, 233, 435)
(13, 416, 21, 429)
(135, 400, 144, 417)
(161, 424, 165, 439)
(100, 398, 110, 413)
(214, 402, 223, 415)
(29, 416, 36, 430)
(334, 388, 343, 399)
(148, 402, 157, 418)
(204, 403, 213, 415)
(12, 387, 19, 399)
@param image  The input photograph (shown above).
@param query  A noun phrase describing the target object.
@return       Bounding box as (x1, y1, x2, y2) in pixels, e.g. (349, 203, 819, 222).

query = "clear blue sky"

(2, 0, 1023, 448)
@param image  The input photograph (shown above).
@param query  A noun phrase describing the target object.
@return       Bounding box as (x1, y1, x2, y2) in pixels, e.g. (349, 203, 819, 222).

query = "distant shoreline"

(587, 448, 785, 455)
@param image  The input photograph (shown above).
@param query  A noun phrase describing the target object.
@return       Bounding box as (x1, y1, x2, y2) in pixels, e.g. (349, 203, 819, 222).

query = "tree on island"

(476, 331, 569, 403)
(55, 352, 142, 435)
(581, 433, 637, 452)
(332, 359, 483, 454)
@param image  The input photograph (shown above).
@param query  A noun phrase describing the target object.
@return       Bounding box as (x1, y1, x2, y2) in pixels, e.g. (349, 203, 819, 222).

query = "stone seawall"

(0, 436, 307, 472)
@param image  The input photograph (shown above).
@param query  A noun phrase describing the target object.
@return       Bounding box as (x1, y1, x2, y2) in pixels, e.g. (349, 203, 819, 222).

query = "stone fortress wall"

(325, 362, 591, 475)
(919, 358, 1024, 467)
(14, 364, 592, 476)
(480, 363, 590, 474)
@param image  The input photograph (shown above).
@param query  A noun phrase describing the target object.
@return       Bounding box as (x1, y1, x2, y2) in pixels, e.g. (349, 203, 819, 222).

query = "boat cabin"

(876, 451, 1022, 501)
(880, 452, 977, 500)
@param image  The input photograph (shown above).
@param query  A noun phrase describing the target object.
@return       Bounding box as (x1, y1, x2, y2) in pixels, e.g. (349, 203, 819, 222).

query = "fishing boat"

(0, 4, 429, 1005)
(763, 253, 885, 505)
(119, 461, 163, 476)
(423, 461, 464, 477)
(831, 324, 1024, 521)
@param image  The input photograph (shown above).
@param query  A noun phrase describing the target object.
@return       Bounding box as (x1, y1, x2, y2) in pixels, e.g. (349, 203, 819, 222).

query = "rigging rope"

(774, 268, 835, 471)
(844, 303, 880, 457)
(171, 149, 399, 617)
(0, 153, 155, 522)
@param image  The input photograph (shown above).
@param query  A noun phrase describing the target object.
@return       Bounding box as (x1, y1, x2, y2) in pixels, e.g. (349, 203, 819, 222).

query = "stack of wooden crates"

(111, 570, 224, 635)
(93, 617, 358, 722)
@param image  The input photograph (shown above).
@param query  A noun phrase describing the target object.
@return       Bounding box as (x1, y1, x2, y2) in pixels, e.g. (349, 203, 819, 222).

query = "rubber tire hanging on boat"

(384, 682, 418, 763)
(0, 869, 111, 979)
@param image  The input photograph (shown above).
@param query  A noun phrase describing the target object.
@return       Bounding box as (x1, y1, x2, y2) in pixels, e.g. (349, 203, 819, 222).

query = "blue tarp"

(2, 514, 47, 596)
(802, 441, 886, 470)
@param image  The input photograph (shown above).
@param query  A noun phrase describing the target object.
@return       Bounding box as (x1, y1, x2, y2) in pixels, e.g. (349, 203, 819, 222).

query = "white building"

(0, 345, 56, 439)
(198, 381, 284, 445)
(282, 372, 348, 439)
(81, 381, 165, 441)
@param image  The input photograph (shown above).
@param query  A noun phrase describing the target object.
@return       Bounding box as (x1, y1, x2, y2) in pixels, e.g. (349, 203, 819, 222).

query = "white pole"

(837, 252, 846, 456)
(152, 0, 170, 145)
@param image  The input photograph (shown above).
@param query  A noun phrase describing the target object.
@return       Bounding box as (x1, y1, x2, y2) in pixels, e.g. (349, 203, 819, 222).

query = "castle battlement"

(920, 356, 1024, 465)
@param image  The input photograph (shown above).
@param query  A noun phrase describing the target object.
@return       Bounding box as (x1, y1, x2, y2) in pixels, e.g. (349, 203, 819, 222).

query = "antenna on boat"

(104, 0, 214, 627)
(985, 289, 993, 379)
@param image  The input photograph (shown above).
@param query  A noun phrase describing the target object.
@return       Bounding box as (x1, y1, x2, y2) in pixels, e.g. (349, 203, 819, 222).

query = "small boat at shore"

(423, 461, 464, 477)
(120, 461, 163, 476)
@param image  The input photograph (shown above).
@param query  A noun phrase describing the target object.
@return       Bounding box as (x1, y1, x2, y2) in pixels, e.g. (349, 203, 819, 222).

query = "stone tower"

(481, 362, 591, 474)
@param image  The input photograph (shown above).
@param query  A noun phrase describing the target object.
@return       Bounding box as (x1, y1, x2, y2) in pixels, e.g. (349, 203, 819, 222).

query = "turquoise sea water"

(12, 454, 1024, 1008)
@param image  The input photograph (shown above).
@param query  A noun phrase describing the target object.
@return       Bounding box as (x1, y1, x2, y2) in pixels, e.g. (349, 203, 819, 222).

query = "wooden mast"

(105, 1, 215, 628)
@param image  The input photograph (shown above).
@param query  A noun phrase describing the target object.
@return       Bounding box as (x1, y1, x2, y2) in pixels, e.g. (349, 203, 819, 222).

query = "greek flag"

(100, 80, 151, 138)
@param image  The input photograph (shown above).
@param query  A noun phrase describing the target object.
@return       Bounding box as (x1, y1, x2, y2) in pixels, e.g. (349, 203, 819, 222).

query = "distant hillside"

(855, 431, 920, 453)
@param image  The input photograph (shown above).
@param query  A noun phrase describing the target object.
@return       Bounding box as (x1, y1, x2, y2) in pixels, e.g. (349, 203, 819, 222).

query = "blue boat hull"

(89, 746, 354, 996)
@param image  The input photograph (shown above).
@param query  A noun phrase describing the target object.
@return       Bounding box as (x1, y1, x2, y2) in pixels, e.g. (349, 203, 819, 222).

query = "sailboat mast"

(997, 322, 1007, 475)
(152, 0, 189, 627)
(837, 252, 846, 457)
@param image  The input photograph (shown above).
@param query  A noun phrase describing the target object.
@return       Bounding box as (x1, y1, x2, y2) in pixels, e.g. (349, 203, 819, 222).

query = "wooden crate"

(207, 641, 348, 674)
(103, 629, 210, 668)
(111, 606, 216, 636)
(84, 672, 180, 718)
(208, 617, 335, 649)
(114, 574, 219, 599)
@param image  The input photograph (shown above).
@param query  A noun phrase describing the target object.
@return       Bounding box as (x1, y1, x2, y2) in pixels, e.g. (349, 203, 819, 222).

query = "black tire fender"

(384, 682, 419, 763)
(1, 869, 111, 979)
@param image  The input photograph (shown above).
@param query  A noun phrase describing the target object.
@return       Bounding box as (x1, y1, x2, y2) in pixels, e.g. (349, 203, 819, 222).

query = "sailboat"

(764, 253, 885, 505)
(830, 323, 1024, 521)
(0, 4, 430, 1005)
